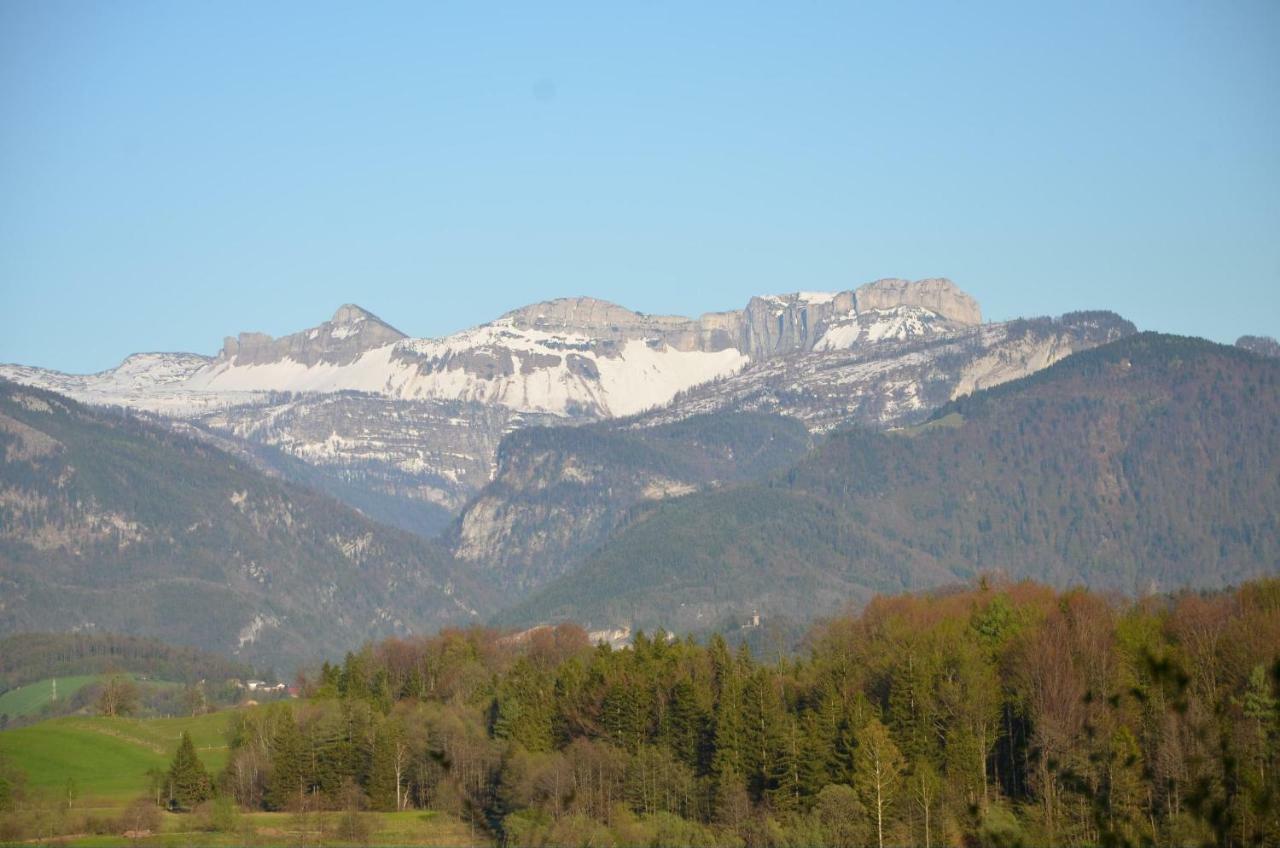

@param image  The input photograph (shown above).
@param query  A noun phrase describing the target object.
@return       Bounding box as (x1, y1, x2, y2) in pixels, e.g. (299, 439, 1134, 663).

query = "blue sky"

(2, 0, 1277, 373)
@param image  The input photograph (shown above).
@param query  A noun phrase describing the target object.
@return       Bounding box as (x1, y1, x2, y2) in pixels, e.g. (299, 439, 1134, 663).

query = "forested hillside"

(0, 381, 497, 670)
(0, 633, 254, 692)
(449, 412, 814, 592)
(502, 334, 1280, 633)
(201, 580, 1280, 847)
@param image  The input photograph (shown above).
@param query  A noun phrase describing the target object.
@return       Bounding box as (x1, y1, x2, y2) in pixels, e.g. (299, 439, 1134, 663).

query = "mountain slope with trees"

(447, 412, 815, 593)
(0, 381, 498, 671)
(501, 334, 1280, 632)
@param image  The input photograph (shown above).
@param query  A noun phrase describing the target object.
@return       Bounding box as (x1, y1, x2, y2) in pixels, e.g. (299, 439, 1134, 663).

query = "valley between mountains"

(1, 278, 1275, 669)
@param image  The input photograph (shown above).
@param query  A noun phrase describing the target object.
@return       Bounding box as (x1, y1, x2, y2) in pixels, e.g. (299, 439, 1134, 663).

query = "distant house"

(240, 679, 287, 694)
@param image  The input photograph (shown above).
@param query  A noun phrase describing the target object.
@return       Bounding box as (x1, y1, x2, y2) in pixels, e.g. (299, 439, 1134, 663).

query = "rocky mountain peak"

(218, 304, 406, 367)
(853, 278, 982, 325)
(500, 297, 689, 336)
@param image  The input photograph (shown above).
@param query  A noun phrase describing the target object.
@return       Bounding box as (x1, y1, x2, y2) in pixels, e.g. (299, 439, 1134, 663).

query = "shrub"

(118, 797, 162, 836)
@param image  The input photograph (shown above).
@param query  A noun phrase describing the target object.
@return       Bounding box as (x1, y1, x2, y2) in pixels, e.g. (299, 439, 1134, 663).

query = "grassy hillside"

(0, 711, 233, 801)
(0, 382, 498, 671)
(0, 676, 101, 720)
(501, 334, 1280, 631)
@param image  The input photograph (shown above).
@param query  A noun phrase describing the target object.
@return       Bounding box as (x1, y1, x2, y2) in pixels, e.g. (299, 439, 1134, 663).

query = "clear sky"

(2, 0, 1277, 373)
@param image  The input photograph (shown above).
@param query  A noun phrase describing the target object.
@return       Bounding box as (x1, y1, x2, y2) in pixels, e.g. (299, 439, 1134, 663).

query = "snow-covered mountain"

(0, 278, 1130, 533)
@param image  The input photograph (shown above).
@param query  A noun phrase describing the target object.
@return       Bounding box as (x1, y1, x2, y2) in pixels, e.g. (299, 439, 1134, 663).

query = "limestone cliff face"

(853, 278, 982, 325)
(497, 279, 980, 361)
(734, 279, 978, 360)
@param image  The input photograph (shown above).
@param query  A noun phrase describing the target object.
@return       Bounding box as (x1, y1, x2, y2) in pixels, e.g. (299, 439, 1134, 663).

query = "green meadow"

(0, 675, 102, 719)
(0, 711, 232, 801)
(0, 709, 484, 846)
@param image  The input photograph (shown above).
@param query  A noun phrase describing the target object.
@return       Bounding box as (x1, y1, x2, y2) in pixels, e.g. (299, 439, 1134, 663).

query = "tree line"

(210, 579, 1278, 847)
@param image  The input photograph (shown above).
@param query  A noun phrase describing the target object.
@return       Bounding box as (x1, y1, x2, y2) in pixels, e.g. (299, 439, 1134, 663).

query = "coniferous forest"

(217, 580, 1280, 848)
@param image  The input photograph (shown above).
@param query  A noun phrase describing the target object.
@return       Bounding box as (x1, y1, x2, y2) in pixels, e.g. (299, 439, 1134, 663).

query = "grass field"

(0, 708, 487, 845)
(0, 711, 234, 802)
(0, 674, 185, 722)
(0, 675, 103, 718)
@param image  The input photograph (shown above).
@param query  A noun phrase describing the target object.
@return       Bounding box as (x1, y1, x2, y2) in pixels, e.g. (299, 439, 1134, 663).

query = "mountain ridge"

(498, 332, 1280, 632)
(0, 280, 1134, 542)
(0, 379, 498, 670)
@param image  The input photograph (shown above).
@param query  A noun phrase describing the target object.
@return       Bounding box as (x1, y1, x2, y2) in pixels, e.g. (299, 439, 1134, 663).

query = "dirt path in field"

(65, 719, 166, 754)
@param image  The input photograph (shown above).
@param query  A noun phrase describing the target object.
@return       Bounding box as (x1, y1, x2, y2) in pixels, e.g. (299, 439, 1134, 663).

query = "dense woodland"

(210, 580, 1280, 847)
(0, 633, 253, 692)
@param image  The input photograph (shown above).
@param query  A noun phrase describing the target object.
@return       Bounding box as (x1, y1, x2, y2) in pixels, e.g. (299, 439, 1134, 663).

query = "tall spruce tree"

(266, 706, 306, 811)
(167, 731, 211, 810)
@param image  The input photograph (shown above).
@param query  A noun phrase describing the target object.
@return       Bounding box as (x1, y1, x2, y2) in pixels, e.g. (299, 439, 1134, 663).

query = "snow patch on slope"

(815, 306, 953, 351)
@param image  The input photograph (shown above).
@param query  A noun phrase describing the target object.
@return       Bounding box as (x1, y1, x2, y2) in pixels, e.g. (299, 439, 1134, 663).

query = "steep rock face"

(853, 277, 982, 325)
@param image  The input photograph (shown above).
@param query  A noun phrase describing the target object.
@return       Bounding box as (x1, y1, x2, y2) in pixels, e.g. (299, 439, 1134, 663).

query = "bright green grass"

(0, 711, 235, 802)
(0, 675, 102, 718)
(893, 411, 966, 437)
(0, 674, 184, 721)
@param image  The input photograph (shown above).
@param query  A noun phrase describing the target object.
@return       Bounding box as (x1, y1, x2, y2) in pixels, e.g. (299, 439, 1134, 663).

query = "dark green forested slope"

(0, 632, 255, 692)
(502, 334, 1280, 631)
(447, 411, 814, 593)
(0, 382, 498, 671)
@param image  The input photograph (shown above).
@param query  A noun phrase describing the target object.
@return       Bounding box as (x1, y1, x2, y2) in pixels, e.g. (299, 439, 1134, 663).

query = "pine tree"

(663, 678, 707, 772)
(168, 731, 212, 810)
(266, 706, 305, 811)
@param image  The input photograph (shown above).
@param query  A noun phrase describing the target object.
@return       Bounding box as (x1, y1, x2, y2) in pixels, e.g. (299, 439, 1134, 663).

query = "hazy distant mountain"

(499, 334, 1280, 633)
(0, 381, 496, 671)
(0, 279, 1131, 536)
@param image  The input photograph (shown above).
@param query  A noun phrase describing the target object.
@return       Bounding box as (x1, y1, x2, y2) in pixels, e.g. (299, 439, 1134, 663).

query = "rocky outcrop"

(496, 279, 981, 361)
(853, 278, 982, 325)
(640, 311, 1136, 432)
(219, 304, 406, 367)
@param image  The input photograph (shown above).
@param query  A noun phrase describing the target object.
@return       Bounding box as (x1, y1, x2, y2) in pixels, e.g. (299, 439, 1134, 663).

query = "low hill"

(0, 633, 253, 692)
(500, 334, 1280, 631)
(0, 382, 498, 672)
